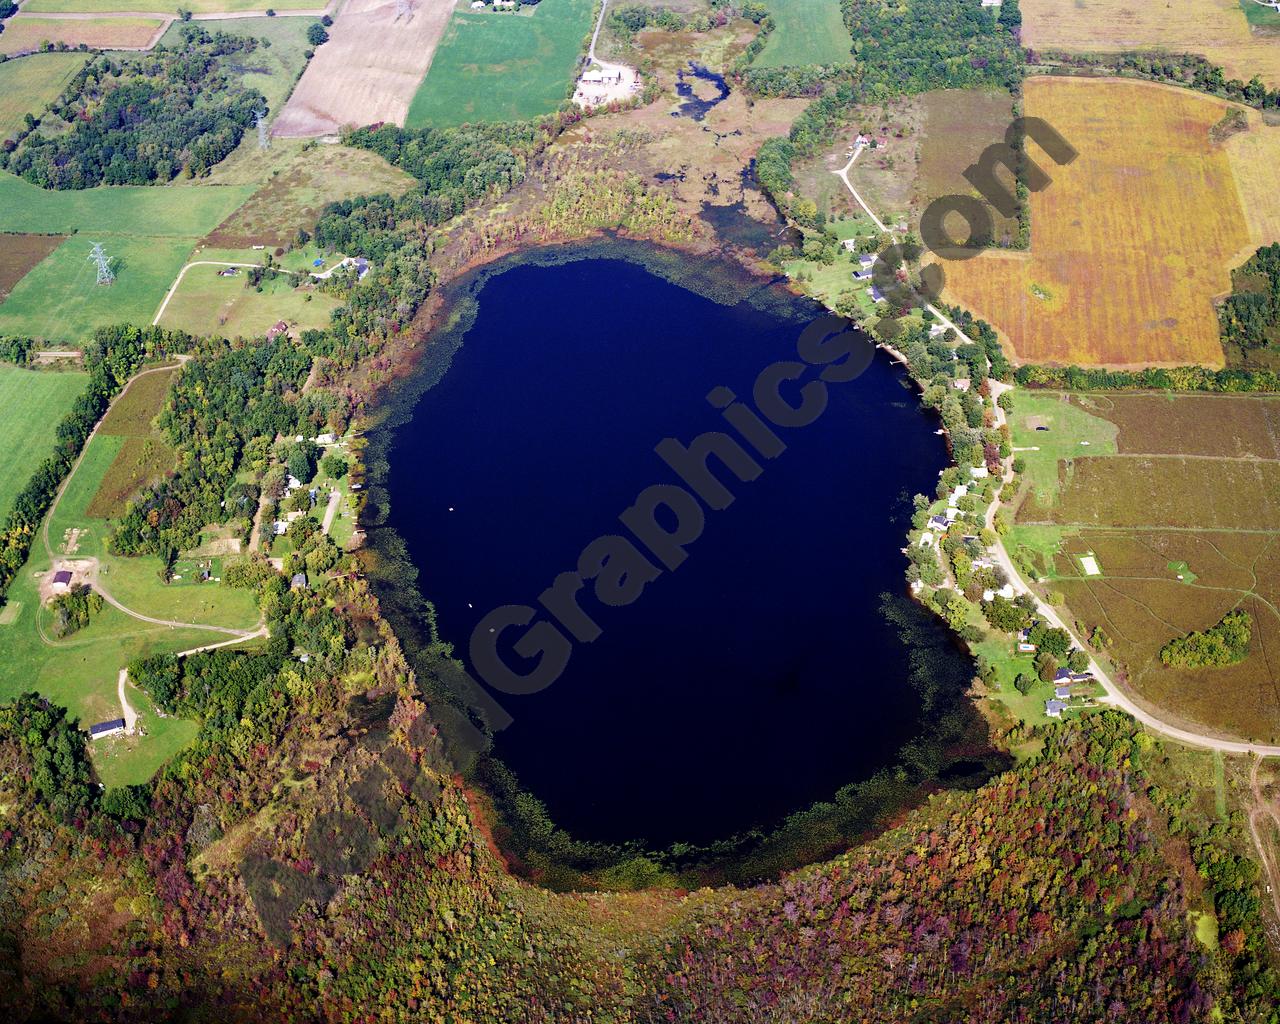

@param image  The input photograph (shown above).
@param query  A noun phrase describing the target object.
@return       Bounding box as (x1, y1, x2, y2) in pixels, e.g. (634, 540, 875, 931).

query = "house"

(859, 253, 876, 269)
(1071, 672, 1094, 682)
(841, 238, 859, 252)
(996, 583, 1015, 600)
(266, 320, 290, 341)
(218, 267, 239, 277)
(272, 520, 287, 535)
(1054, 668, 1071, 682)
(869, 286, 886, 303)
(290, 572, 308, 590)
(952, 378, 971, 391)
(928, 323, 948, 338)
(355, 257, 370, 279)
(928, 514, 949, 531)
(315, 432, 336, 446)
(50, 569, 73, 592)
(853, 268, 873, 281)
(970, 465, 989, 479)
(1044, 699, 1067, 718)
(287, 475, 303, 491)
(89, 718, 126, 740)
(1054, 685, 1072, 700)
(972, 557, 994, 570)
(471, 0, 485, 6)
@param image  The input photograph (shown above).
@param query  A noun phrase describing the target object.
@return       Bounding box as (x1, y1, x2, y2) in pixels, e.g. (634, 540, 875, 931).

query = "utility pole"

(256, 109, 270, 150)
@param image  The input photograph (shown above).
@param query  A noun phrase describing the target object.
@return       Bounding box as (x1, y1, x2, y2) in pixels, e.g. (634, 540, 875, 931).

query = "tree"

(1034, 650, 1058, 683)
(1013, 672, 1035, 695)
(320, 452, 348, 479)
(1067, 649, 1090, 673)
(307, 22, 329, 46)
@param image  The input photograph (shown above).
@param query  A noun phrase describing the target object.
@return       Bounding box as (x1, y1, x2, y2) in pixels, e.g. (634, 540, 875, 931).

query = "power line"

(88, 242, 114, 286)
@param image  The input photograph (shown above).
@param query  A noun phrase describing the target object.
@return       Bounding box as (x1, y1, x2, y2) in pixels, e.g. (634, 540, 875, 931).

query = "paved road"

(830, 141, 1280, 757)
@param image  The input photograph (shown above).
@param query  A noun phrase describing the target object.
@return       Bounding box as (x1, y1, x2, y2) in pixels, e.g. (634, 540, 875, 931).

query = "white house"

(970, 465, 990, 479)
(1045, 699, 1067, 718)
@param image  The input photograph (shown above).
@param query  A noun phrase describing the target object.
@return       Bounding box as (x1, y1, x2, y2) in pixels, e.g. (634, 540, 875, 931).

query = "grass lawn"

(25, 0, 319, 12)
(0, 53, 89, 141)
(0, 234, 198, 343)
(1007, 391, 1118, 508)
(406, 0, 595, 127)
(0, 171, 253, 236)
(0, 366, 88, 520)
(158, 264, 340, 339)
(755, 0, 853, 67)
(1241, 0, 1280, 26)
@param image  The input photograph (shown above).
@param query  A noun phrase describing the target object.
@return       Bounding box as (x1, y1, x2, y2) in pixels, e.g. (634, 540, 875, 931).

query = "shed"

(51, 569, 73, 591)
(89, 718, 126, 740)
(290, 572, 308, 590)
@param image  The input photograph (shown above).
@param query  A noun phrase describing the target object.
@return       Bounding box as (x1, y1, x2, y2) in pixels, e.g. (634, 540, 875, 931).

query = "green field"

(0, 234, 198, 343)
(1007, 391, 1118, 507)
(406, 0, 595, 127)
(0, 171, 253, 236)
(0, 53, 89, 141)
(158, 266, 340, 339)
(755, 0, 853, 67)
(1241, 0, 1280, 26)
(0, 366, 88, 520)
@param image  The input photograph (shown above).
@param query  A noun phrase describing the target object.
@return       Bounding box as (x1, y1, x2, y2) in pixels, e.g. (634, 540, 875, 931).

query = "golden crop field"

(0, 16, 165, 55)
(1021, 0, 1280, 88)
(939, 77, 1275, 368)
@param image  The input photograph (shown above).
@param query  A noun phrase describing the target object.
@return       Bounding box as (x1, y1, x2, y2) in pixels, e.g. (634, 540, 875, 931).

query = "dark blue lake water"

(382, 250, 956, 846)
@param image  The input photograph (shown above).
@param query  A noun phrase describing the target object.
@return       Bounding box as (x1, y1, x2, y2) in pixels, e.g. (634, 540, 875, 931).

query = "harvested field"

(1224, 109, 1280, 244)
(25, 0, 319, 10)
(0, 53, 88, 139)
(0, 16, 166, 55)
(940, 78, 1256, 368)
(273, 0, 457, 137)
(1021, 0, 1280, 89)
(1008, 390, 1280, 740)
(0, 233, 64, 302)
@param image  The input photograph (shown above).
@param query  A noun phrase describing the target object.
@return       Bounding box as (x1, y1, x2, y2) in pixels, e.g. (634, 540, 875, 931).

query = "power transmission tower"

(88, 243, 114, 286)
(396, 0, 412, 19)
(256, 109, 270, 150)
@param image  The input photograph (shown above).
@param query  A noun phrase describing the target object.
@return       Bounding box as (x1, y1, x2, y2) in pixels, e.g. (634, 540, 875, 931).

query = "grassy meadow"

(406, 0, 595, 127)
(158, 265, 340, 338)
(0, 53, 89, 139)
(0, 366, 88, 520)
(755, 0, 853, 67)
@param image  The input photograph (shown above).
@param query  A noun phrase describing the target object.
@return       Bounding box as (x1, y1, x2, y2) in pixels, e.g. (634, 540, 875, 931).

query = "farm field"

(0, 171, 253, 236)
(754, 0, 852, 68)
(0, 233, 64, 301)
(1020, 0, 1280, 88)
(274, 0, 457, 137)
(406, 0, 595, 127)
(0, 53, 89, 139)
(157, 266, 341, 338)
(940, 77, 1270, 368)
(1005, 390, 1280, 742)
(0, 366, 88, 521)
(0, 16, 165, 55)
(0, 234, 198, 343)
(23, 0, 321, 12)
(202, 141, 415, 247)
(87, 365, 180, 519)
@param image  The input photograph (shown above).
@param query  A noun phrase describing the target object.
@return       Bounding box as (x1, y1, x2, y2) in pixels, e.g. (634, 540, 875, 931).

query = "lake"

(378, 245, 966, 848)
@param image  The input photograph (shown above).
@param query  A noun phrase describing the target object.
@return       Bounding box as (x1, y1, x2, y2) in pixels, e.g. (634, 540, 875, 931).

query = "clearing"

(157, 265, 341, 338)
(0, 233, 65, 301)
(754, 0, 852, 68)
(1021, 0, 1280, 88)
(405, 0, 595, 127)
(940, 77, 1273, 368)
(0, 365, 89, 521)
(1005, 390, 1280, 743)
(273, 0, 458, 137)
(0, 53, 89, 139)
(0, 16, 166, 55)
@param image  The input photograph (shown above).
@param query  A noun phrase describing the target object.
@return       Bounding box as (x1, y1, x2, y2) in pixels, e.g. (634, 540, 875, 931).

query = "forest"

(3, 28, 264, 188)
(1220, 243, 1280, 351)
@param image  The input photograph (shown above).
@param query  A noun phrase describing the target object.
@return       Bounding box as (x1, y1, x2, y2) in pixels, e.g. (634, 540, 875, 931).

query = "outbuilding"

(89, 718, 126, 740)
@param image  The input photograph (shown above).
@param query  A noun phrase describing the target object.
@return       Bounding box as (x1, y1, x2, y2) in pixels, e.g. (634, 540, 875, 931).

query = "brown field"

(1021, 0, 1280, 88)
(1012, 391, 1280, 740)
(1071, 392, 1280, 458)
(0, 233, 63, 301)
(86, 436, 175, 518)
(272, 0, 457, 137)
(0, 16, 166, 55)
(939, 77, 1270, 368)
(204, 143, 414, 248)
(916, 88, 1020, 244)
